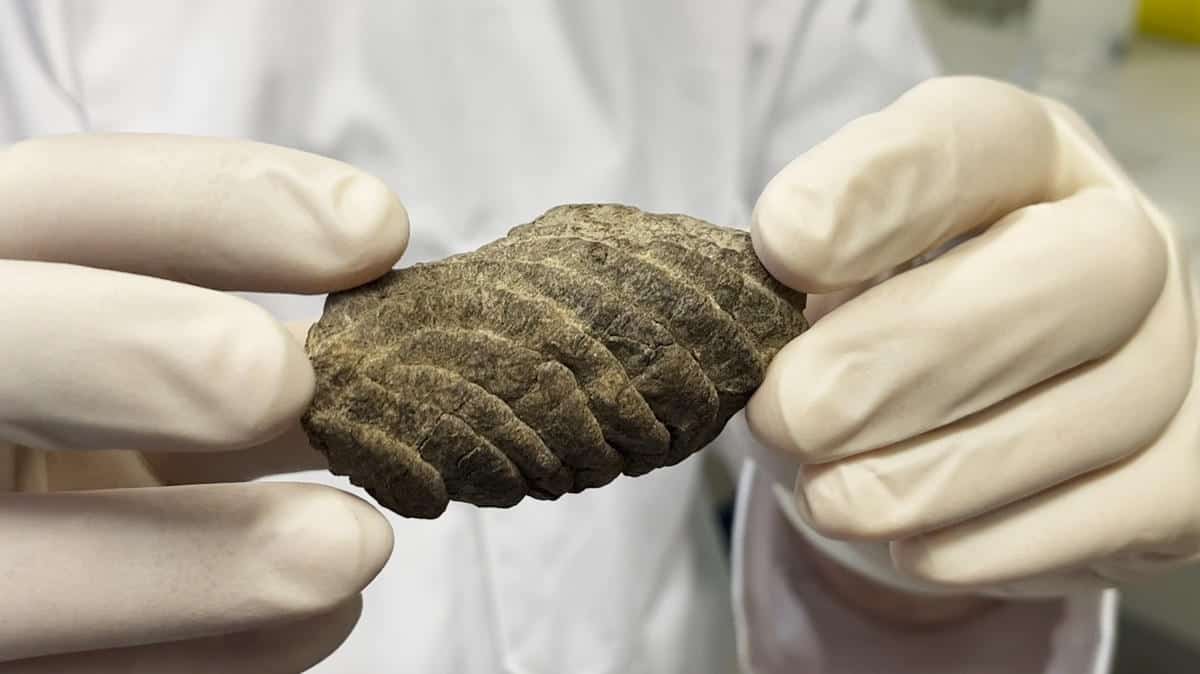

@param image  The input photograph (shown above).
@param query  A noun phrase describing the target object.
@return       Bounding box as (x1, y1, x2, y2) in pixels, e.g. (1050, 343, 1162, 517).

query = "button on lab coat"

(0, 1, 1111, 671)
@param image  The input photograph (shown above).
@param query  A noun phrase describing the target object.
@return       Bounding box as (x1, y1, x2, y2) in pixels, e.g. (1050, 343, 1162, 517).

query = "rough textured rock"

(301, 204, 808, 518)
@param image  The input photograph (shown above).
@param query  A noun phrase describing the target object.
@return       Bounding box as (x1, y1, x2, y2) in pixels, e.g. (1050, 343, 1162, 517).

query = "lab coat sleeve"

(732, 458, 1117, 674)
(0, 0, 89, 143)
(729, 2, 1113, 672)
(739, 0, 942, 206)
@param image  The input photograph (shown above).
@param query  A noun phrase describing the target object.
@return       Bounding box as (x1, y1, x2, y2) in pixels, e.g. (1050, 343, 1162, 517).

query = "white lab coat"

(0, 1, 1112, 672)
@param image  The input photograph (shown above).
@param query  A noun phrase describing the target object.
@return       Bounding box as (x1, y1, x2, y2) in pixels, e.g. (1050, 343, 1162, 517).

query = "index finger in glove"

(0, 482, 393, 664)
(752, 76, 1081, 293)
(0, 134, 409, 293)
(0, 262, 312, 452)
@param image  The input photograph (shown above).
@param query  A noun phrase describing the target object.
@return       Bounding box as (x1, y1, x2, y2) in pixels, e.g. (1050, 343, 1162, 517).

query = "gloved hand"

(0, 134, 408, 672)
(746, 76, 1199, 598)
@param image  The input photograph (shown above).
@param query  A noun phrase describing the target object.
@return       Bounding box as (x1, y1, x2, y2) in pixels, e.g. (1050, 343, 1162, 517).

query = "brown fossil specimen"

(301, 204, 808, 518)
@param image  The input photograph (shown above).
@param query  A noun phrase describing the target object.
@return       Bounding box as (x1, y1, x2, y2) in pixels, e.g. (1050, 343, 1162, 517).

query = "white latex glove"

(746, 76, 1198, 598)
(0, 134, 409, 672)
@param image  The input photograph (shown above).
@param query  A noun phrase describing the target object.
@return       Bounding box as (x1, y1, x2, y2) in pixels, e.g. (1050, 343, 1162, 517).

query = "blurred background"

(913, 0, 1199, 266)
(910, 1, 1200, 671)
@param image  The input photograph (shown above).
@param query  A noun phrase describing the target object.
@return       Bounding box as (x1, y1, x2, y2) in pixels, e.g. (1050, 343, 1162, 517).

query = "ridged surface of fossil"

(302, 204, 808, 518)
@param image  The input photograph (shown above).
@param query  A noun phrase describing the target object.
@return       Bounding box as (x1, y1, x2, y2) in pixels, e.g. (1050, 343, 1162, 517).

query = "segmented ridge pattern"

(302, 204, 808, 518)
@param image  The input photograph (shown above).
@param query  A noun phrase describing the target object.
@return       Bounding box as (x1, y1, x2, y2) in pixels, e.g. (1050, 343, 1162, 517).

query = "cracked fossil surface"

(301, 204, 808, 518)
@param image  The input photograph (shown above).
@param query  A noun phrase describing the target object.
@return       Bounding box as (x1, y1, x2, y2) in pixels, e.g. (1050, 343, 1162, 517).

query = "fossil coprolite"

(301, 204, 808, 518)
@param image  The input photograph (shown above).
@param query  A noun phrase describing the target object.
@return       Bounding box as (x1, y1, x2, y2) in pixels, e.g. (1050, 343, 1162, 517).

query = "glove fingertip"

(751, 177, 851, 294)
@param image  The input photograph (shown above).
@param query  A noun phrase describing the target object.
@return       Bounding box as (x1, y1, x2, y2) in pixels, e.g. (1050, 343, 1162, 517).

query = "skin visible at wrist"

(770, 482, 1001, 627)
(803, 535, 1002, 628)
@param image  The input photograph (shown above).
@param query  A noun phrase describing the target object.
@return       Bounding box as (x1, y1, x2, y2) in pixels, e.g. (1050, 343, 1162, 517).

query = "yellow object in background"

(1139, 0, 1200, 42)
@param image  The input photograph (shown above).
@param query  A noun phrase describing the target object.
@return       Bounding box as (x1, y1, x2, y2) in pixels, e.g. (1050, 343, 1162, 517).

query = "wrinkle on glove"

(746, 76, 1200, 595)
